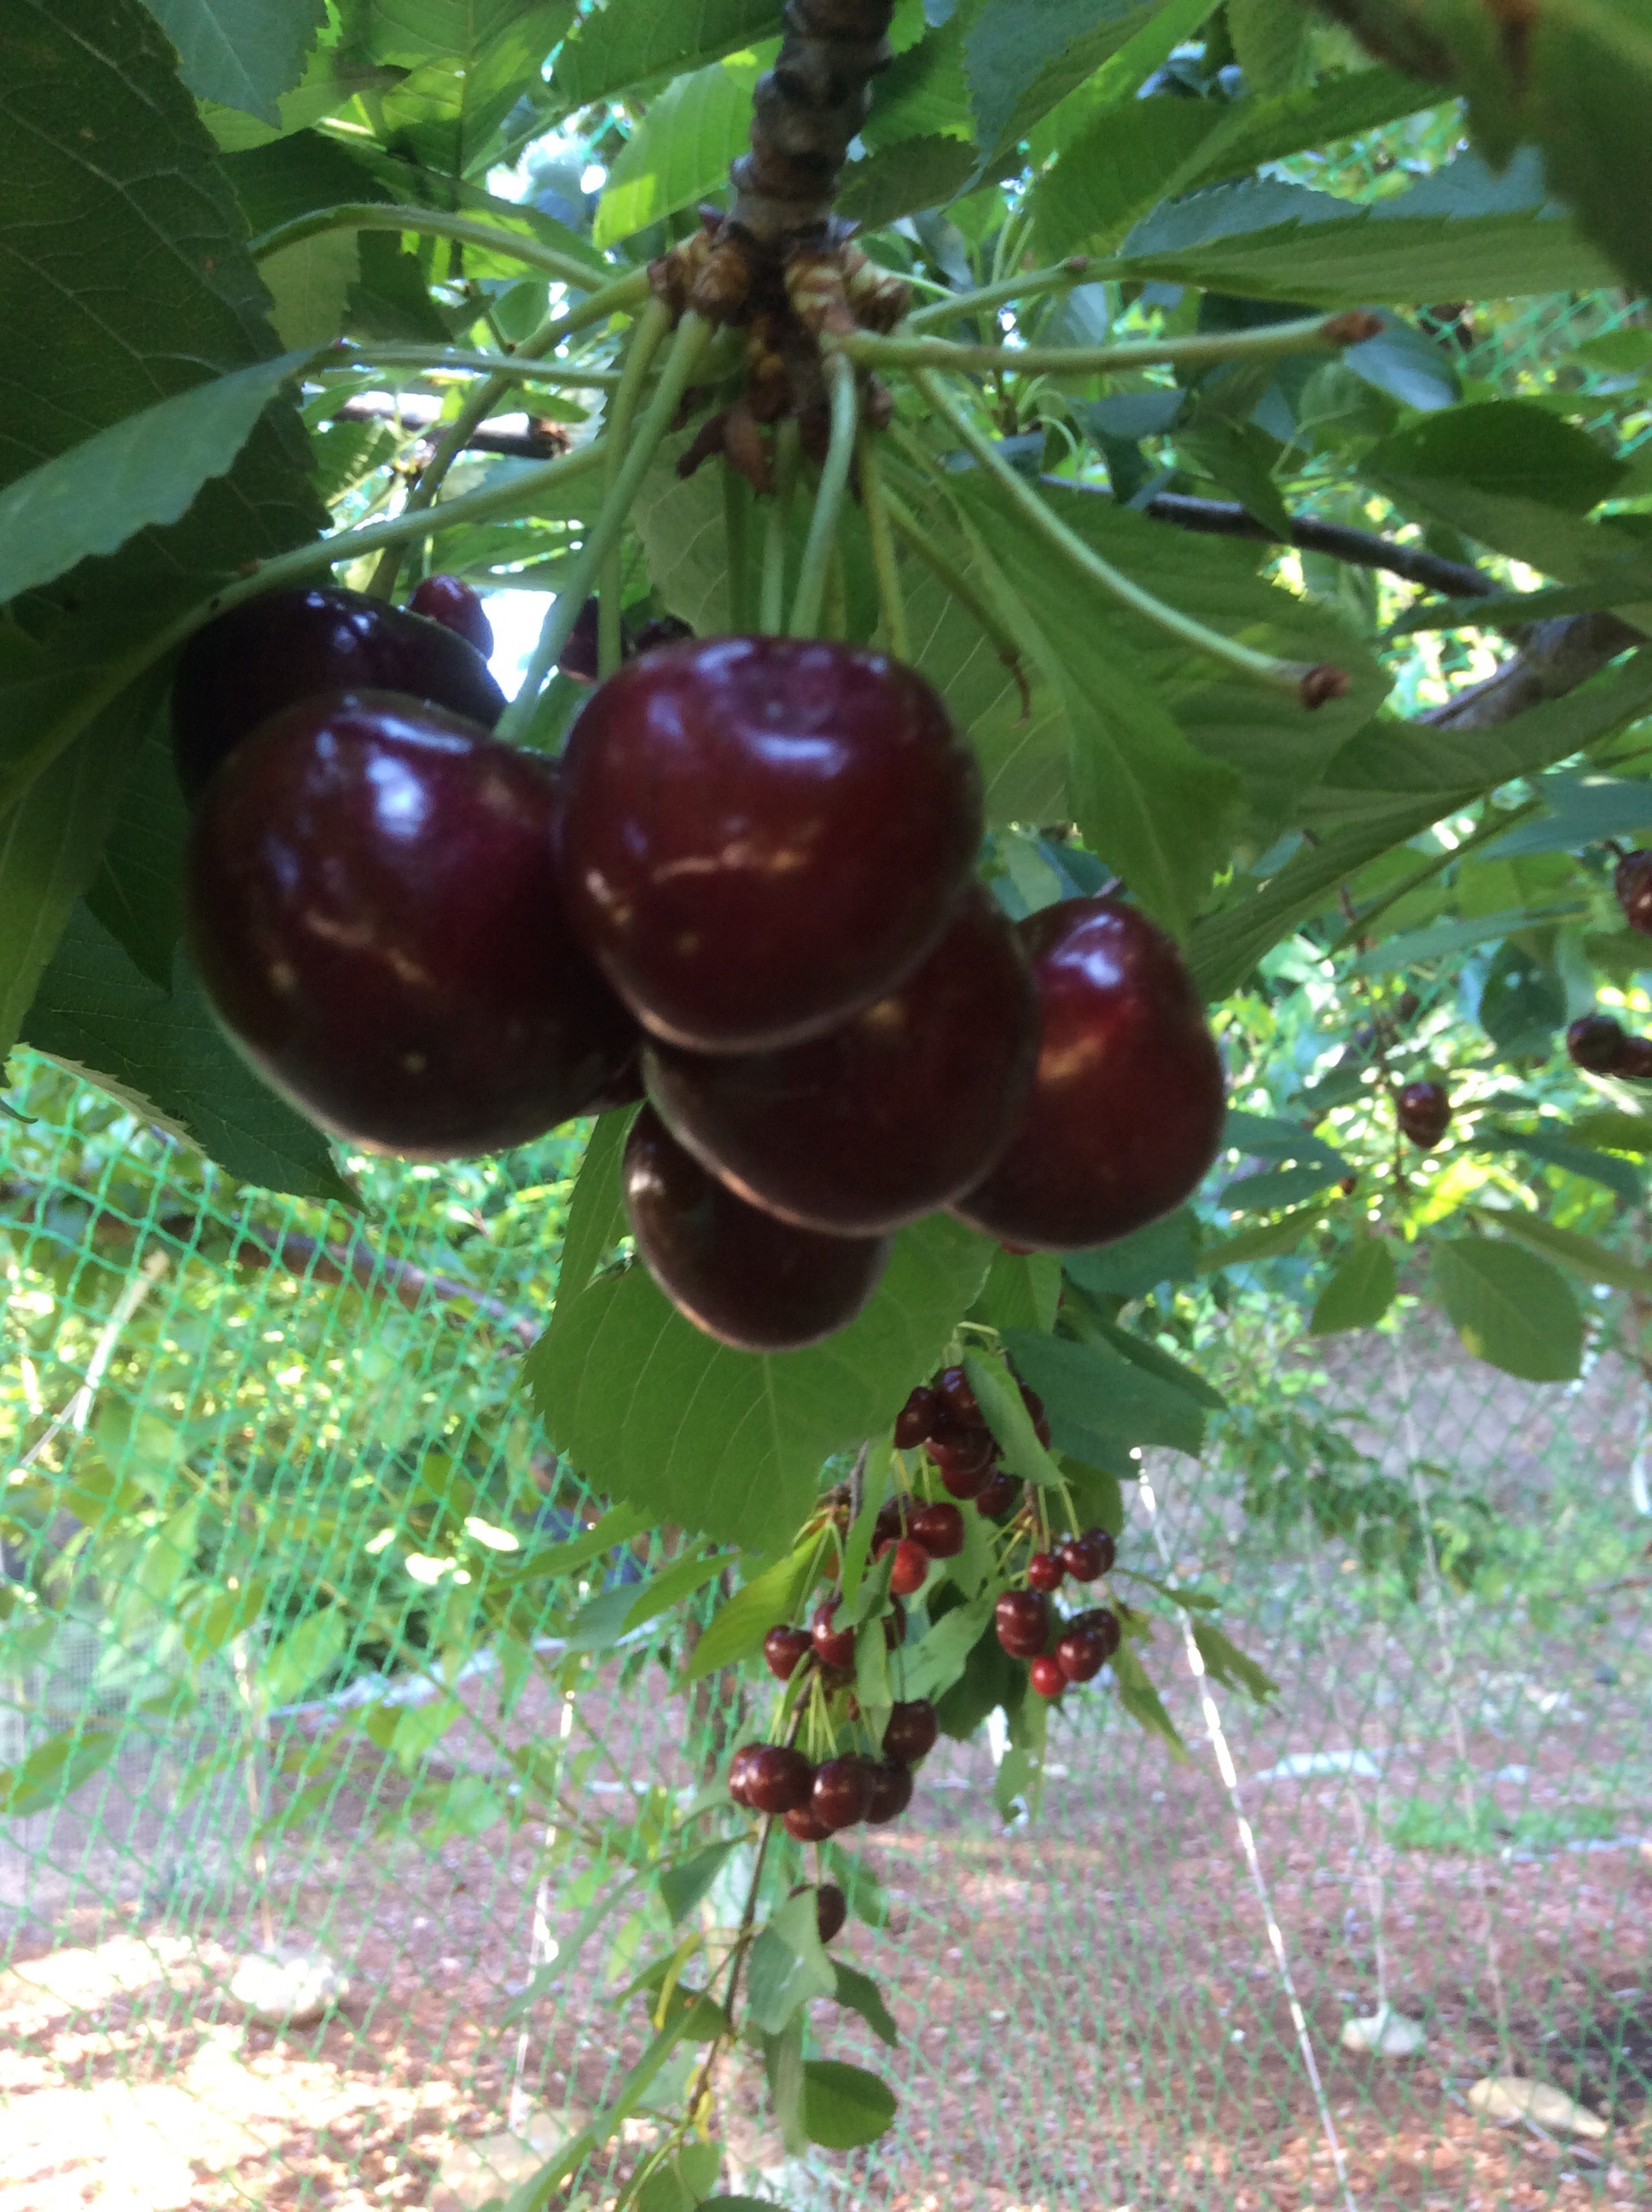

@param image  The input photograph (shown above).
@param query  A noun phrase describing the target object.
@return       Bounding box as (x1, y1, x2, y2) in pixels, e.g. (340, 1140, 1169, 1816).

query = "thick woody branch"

(728, 0, 898, 248)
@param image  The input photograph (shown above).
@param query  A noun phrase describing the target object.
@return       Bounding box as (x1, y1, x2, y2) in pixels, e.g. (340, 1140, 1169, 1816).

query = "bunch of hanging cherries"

(177, 576, 1226, 1349)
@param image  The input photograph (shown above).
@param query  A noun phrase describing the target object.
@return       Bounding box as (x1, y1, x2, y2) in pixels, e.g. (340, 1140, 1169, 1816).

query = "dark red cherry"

(1068, 1607, 1122, 1661)
(935, 1456, 991, 1502)
(811, 1882, 847, 1945)
(559, 635, 983, 1051)
(1056, 1625, 1113, 1683)
(865, 1757, 914, 1825)
(408, 573, 494, 657)
(584, 1041, 647, 1113)
(873, 1500, 907, 1546)
(185, 694, 638, 1157)
(171, 585, 504, 801)
(937, 1366, 980, 1424)
(908, 1503, 964, 1559)
(1567, 1014, 1627, 1074)
(882, 1699, 938, 1764)
(559, 595, 602, 685)
(1615, 849, 1652, 934)
(1396, 1080, 1451, 1150)
(764, 1626, 813, 1681)
(928, 1424, 994, 1483)
(1029, 1653, 1066, 1699)
(951, 898, 1224, 1250)
(622, 1108, 890, 1351)
(975, 1469, 1020, 1518)
(995, 1588, 1049, 1658)
(812, 1755, 875, 1831)
(879, 1538, 929, 1597)
(644, 889, 1035, 1232)
(784, 1803, 834, 1842)
(631, 614, 695, 658)
(1620, 1036, 1652, 1078)
(811, 1595, 858, 1672)
(1059, 1529, 1114, 1582)
(894, 1384, 943, 1450)
(1027, 1551, 1065, 1592)
(729, 1743, 762, 1806)
(745, 1744, 814, 1816)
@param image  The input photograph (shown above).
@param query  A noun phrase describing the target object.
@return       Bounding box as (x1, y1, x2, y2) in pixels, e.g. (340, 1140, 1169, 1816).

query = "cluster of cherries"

(174, 579, 1224, 1355)
(1566, 1013, 1652, 1080)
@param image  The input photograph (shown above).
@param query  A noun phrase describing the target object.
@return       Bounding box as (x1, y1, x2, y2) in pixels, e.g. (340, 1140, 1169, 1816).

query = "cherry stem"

(911, 367, 1318, 699)
(760, 419, 802, 633)
(788, 354, 860, 637)
(600, 298, 674, 678)
(501, 311, 714, 745)
(856, 425, 909, 661)
(248, 201, 620, 297)
(320, 341, 625, 388)
(835, 309, 1380, 380)
(903, 256, 1104, 335)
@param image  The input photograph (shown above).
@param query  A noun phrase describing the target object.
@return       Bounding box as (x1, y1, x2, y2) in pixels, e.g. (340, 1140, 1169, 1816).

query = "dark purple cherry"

(631, 614, 695, 657)
(951, 898, 1224, 1250)
(745, 1745, 814, 1816)
(1615, 849, 1652, 934)
(1396, 1080, 1451, 1150)
(1620, 1036, 1652, 1078)
(644, 889, 1035, 1231)
(1069, 1608, 1123, 1662)
(622, 1108, 890, 1351)
(185, 694, 638, 1158)
(937, 1366, 980, 1425)
(1029, 1653, 1066, 1699)
(1059, 1529, 1114, 1582)
(1567, 1014, 1628, 1074)
(908, 1503, 964, 1559)
(894, 1385, 943, 1451)
(935, 1454, 991, 1503)
(811, 1882, 848, 1945)
(812, 1755, 875, 1832)
(1026, 1551, 1065, 1592)
(408, 573, 494, 656)
(784, 1803, 834, 1842)
(559, 635, 983, 1051)
(729, 1744, 762, 1806)
(995, 1589, 1049, 1658)
(764, 1626, 812, 1681)
(928, 1424, 994, 1486)
(811, 1595, 858, 1672)
(865, 1758, 914, 1825)
(171, 585, 504, 801)
(882, 1699, 938, 1764)
(974, 1470, 1020, 1518)
(584, 1041, 647, 1113)
(1056, 1625, 1113, 1683)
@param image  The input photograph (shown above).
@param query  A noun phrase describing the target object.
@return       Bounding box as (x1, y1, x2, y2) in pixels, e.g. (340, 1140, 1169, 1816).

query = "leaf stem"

(317, 341, 625, 388)
(600, 298, 674, 678)
(788, 356, 859, 637)
(910, 368, 1321, 700)
(904, 257, 1111, 335)
(500, 311, 714, 746)
(835, 310, 1380, 379)
(857, 428, 909, 661)
(760, 419, 802, 635)
(249, 201, 618, 295)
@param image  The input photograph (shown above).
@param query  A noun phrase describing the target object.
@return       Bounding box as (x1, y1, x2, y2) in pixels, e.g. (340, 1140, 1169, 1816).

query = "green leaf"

(680, 1543, 817, 1682)
(0, 353, 307, 608)
(200, 48, 403, 151)
(1431, 1237, 1583, 1383)
(1571, 1110, 1652, 1155)
(593, 48, 771, 245)
(1001, 1330, 1207, 1460)
(1475, 1124, 1642, 1208)
(1195, 1202, 1332, 1272)
(965, 1351, 1067, 1489)
(1365, 400, 1626, 516)
(658, 1840, 738, 1926)
(1111, 1640, 1189, 1760)
(1347, 902, 1584, 975)
(832, 1961, 899, 2050)
(1176, 418, 1294, 544)
(1085, 1317, 1226, 1411)
(0, 1724, 121, 1816)
(800, 2058, 898, 2151)
(550, 1111, 632, 1321)
(260, 1606, 346, 1707)
(1506, 0, 1652, 300)
(552, 0, 781, 109)
(966, 0, 1163, 171)
(139, 0, 328, 123)
(1190, 1620, 1278, 1704)
(526, 1214, 994, 1552)
(1062, 1210, 1201, 1298)
(836, 132, 981, 230)
(864, 12, 971, 150)
(620, 1549, 728, 1635)
(1468, 1205, 1652, 1299)
(84, 718, 189, 988)
(903, 1594, 995, 1704)
(746, 1891, 837, 2034)
(20, 906, 354, 1204)
(1309, 1235, 1398, 1335)
(1222, 1109, 1351, 1178)
(972, 1246, 1062, 1333)
(1228, 0, 1311, 95)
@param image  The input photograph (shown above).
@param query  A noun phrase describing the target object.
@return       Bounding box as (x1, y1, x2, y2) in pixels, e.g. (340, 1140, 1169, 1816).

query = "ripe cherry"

(559, 635, 983, 1051)
(951, 898, 1224, 1249)
(1059, 1529, 1114, 1582)
(784, 1803, 834, 1842)
(1029, 1653, 1066, 1699)
(1056, 1625, 1113, 1683)
(928, 1424, 994, 1483)
(407, 573, 494, 657)
(559, 595, 602, 685)
(729, 1744, 762, 1806)
(908, 1502, 964, 1559)
(811, 1595, 858, 1671)
(171, 585, 505, 801)
(764, 1626, 812, 1681)
(995, 1588, 1049, 1658)
(882, 1699, 939, 1764)
(812, 1882, 848, 1945)
(644, 888, 1036, 1232)
(894, 1384, 943, 1450)
(935, 1455, 991, 1502)
(879, 1538, 929, 1597)
(1067, 1607, 1122, 1662)
(937, 1366, 980, 1424)
(864, 1757, 914, 1825)
(1615, 849, 1652, 934)
(1026, 1551, 1065, 1592)
(623, 1108, 889, 1351)
(974, 1469, 1020, 1518)
(873, 1500, 906, 1546)
(186, 694, 638, 1157)
(1620, 1037, 1652, 1078)
(1568, 1014, 1628, 1074)
(812, 1755, 875, 1831)
(745, 1745, 814, 1816)
(1396, 1080, 1452, 1150)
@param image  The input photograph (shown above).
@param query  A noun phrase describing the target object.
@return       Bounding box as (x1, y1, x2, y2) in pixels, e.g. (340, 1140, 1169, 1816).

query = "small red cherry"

(995, 1588, 1049, 1658)
(784, 1803, 835, 1842)
(865, 1758, 914, 1825)
(745, 1745, 814, 1816)
(894, 1384, 943, 1449)
(879, 1538, 929, 1597)
(729, 1744, 762, 1806)
(937, 1365, 980, 1424)
(811, 1596, 857, 1671)
(812, 1882, 847, 1944)
(764, 1626, 812, 1680)
(975, 1470, 1020, 1518)
(1026, 1551, 1065, 1592)
(882, 1699, 939, 1764)
(909, 1502, 965, 1558)
(812, 1755, 875, 1831)
(1059, 1529, 1114, 1581)
(1029, 1653, 1066, 1698)
(1056, 1626, 1112, 1682)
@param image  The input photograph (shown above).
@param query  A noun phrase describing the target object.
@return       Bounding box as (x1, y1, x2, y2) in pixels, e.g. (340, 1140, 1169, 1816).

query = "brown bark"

(728, 0, 898, 249)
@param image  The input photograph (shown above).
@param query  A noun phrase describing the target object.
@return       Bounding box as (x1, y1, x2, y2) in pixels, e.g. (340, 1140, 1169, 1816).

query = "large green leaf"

(138, 0, 328, 121)
(1309, 1235, 1397, 1335)
(1469, 1205, 1652, 1299)
(0, 1724, 122, 1817)
(526, 1215, 995, 1553)
(552, 0, 781, 110)
(800, 2059, 898, 2151)
(593, 48, 771, 245)
(1001, 1330, 1208, 1460)
(965, 0, 1162, 170)
(1366, 401, 1626, 515)
(836, 132, 980, 229)
(365, 2, 573, 179)
(1430, 1237, 1582, 1382)
(863, 13, 972, 151)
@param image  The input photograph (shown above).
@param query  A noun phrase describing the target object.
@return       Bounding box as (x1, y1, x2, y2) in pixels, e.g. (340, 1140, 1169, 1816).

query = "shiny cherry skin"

(784, 1803, 835, 1842)
(935, 1455, 991, 1502)
(995, 1588, 1049, 1658)
(937, 1366, 980, 1424)
(812, 1882, 848, 1945)
(1059, 1529, 1114, 1582)
(745, 1745, 815, 1816)
(1026, 1551, 1065, 1592)
(880, 1538, 929, 1597)
(812, 1755, 875, 1832)
(729, 1743, 762, 1806)
(559, 635, 983, 1051)
(812, 1595, 858, 1671)
(1056, 1625, 1112, 1683)
(894, 1384, 943, 1450)
(171, 585, 505, 801)
(975, 1469, 1021, 1518)
(952, 898, 1224, 1250)
(1620, 1036, 1652, 1078)
(1567, 1014, 1627, 1074)
(186, 694, 638, 1158)
(882, 1699, 939, 1764)
(408, 573, 494, 657)
(1029, 1653, 1066, 1699)
(764, 1626, 813, 1681)
(644, 889, 1035, 1233)
(1615, 849, 1652, 934)
(623, 1108, 889, 1351)
(1396, 1080, 1452, 1150)
(909, 1503, 964, 1559)
(865, 1758, 914, 1825)
(929, 1424, 994, 1483)
(1069, 1607, 1123, 1661)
